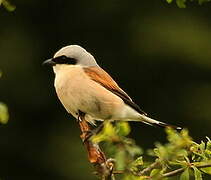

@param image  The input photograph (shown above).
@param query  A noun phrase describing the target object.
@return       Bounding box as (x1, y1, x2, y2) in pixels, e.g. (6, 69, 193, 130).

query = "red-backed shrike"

(43, 45, 180, 129)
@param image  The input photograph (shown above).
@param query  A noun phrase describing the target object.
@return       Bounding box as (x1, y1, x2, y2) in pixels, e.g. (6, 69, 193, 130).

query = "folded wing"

(83, 66, 147, 116)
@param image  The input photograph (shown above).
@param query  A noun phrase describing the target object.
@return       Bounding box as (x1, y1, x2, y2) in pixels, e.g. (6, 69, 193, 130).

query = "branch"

(160, 163, 211, 179)
(137, 160, 161, 176)
(77, 114, 115, 180)
(135, 158, 211, 179)
(196, 163, 211, 169)
(161, 167, 186, 178)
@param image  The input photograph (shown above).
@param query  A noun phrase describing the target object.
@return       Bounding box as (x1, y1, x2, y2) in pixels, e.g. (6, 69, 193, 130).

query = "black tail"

(151, 121, 182, 130)
(140, 115, 182, 130)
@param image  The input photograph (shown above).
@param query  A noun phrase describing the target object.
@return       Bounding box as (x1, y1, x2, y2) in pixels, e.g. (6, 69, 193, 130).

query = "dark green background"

(0, 0, 211, 179)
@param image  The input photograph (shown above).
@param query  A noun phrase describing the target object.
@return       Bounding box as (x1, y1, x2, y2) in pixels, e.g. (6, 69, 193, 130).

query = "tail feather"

(140, 115, 182, 130)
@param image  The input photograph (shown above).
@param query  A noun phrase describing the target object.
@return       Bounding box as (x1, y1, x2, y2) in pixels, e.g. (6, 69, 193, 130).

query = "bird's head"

(43, 45, 98, 73)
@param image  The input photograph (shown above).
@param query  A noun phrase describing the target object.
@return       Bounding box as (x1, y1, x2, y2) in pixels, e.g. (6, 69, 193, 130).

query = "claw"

(77, 110, 85, 122)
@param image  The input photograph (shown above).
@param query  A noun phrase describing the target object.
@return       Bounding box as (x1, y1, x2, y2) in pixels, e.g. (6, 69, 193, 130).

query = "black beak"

(42, 58, 56, 66)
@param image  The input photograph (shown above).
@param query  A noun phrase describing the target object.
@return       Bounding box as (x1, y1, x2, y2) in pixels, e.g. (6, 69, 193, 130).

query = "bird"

(43, 45, 181, 130)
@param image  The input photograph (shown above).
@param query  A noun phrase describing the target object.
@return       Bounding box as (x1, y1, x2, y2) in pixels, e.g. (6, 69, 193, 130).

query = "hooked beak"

(42, 58, 56, 66)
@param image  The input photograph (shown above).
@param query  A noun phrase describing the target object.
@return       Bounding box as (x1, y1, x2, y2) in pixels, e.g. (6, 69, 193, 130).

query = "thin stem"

(137, 160, 161, 176)
(161, 167, 186, 178)
(135, 159, 211, 179)
(196, 163, 211, 169)
(160, 163, 211, 178)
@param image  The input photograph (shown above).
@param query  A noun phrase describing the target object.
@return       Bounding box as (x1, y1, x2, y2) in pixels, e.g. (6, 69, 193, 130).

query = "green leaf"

(150, 168, 161, 177)
(123, 174, 144, 180)
(166, 0, 211, 7)
(163, 178, 169, 180)
(180, 168, 189, 180)
(126, 144, 143, 157)
(147, 149, 155, 156)
(115, 149, 126, 170)
(206, 137, 211, 151)
(201, 167, 211, 175)
(91, 121, 117, 143)
(176, 0, 186, 8)
(130, 156, 144, 173)
(166, 0, 173, 3)
(1, 0, 16, 11)
(133, 156, 143, 166)
(199, 141, 206, 151)
(0, 102, 9, 124)
(130, 158, 146, 175)
(131, 156, 143, 168)
(104, 122, 116, 135)
(192, 166, 202, 180)
(116, 122, 131, 136)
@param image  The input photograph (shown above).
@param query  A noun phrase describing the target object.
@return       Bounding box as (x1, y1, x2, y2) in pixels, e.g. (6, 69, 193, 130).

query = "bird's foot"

(77, 110, 86, 122)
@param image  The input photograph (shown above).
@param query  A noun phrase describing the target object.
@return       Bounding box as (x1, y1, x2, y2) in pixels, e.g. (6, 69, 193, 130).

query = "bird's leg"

(77, 110, 105, 142)
(76, 112, 114, 178)
(77, 110, 92, 142)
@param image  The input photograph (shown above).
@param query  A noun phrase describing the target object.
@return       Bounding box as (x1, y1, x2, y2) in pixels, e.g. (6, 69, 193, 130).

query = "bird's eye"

(53, 55, 77, 65)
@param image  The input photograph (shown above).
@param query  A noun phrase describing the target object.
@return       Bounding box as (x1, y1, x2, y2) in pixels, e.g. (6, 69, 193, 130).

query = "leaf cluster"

(0, 72, 9, 124)
(166, 0, 211, 8)
(0, 0, 15, 11)
(92, 121, 143, 171)
(92, 122, 211, 179)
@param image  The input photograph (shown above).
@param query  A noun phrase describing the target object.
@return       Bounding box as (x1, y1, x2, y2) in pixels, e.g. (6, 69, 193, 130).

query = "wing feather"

(83, 66, 147, 116)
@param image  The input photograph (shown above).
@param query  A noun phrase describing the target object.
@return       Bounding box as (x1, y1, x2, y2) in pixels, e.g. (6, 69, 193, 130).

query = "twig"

(161, 167, 186, 178)
(137, 160, 161, 176)
(77, 113, 114, 180)
(195, 163, 211, 169)
(159, 162, 211, 179)
(136, 159, 211, 179)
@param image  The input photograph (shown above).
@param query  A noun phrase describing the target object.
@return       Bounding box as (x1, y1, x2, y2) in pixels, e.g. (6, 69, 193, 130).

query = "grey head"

(43, 45, 98, 67)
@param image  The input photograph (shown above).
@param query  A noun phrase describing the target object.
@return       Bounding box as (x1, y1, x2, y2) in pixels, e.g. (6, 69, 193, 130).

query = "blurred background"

(0, 0, 211, 179)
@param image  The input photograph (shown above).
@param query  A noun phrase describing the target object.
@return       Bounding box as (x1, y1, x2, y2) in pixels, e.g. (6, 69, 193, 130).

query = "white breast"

(54, 65, 90, 116)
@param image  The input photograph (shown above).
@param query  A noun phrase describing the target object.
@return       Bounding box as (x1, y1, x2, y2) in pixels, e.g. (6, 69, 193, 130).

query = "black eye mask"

(52, 55, 77, 65)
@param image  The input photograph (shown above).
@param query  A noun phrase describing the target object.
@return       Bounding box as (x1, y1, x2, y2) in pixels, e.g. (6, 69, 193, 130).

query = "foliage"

(166, 0, 211, 8)
(0, 72, 9, 124)
(92, 121, 211, 179)
(0, 102, 9, 124)
(0, 0, 15, 11)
